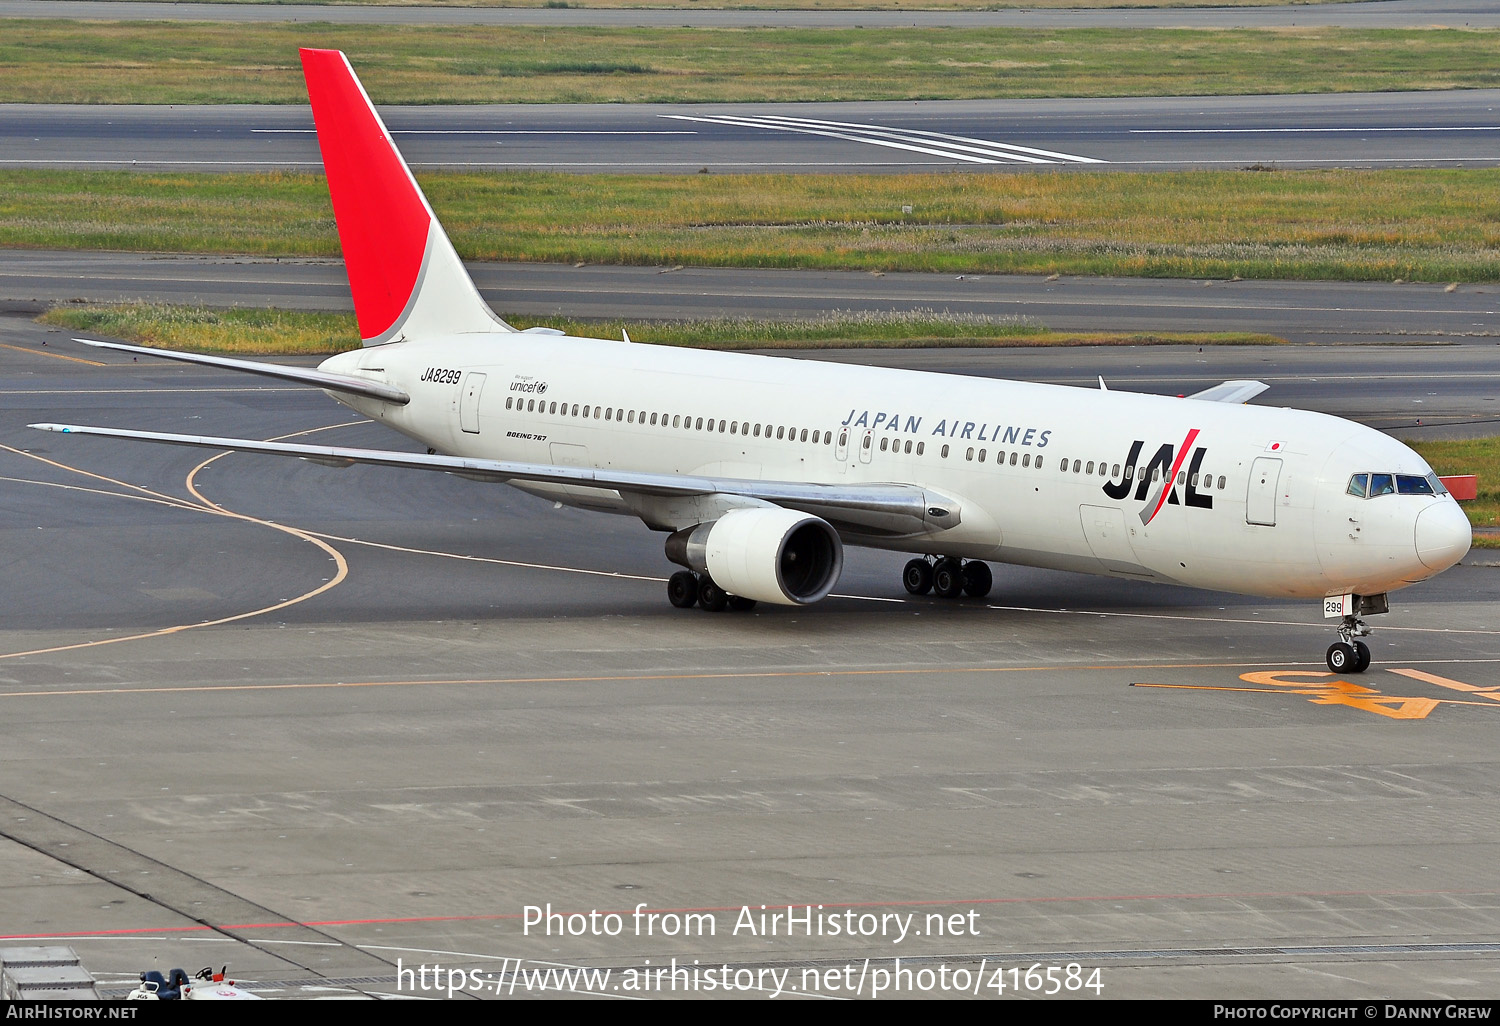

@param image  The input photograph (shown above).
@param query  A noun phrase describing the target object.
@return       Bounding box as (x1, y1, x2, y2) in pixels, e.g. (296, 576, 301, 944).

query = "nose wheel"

(1326, 615, 1372, 673)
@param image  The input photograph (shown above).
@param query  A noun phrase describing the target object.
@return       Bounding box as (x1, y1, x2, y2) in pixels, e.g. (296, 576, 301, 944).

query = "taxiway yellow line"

(0, 342, 105, 366)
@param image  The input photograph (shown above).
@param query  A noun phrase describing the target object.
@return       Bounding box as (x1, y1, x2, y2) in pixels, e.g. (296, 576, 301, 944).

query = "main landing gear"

(1326, 615, 1373, 674)
(902, 556, 992, 600)
(667, 570, 757, 613)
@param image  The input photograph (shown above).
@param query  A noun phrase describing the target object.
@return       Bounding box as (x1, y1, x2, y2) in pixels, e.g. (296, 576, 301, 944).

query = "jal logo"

(1104, 429, 1213, 525)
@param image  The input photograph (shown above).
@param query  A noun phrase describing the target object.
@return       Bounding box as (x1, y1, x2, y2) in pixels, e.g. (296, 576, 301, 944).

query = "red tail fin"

(300, 48, 506, 345)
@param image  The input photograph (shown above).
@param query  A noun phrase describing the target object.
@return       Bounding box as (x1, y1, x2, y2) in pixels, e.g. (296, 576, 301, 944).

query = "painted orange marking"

(0, 341, 106, 366)
(1388, 668, 1500, 701)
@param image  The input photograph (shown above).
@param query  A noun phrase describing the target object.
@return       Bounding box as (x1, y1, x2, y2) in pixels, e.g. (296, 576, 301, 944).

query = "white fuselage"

(320, 333, 1469, 602)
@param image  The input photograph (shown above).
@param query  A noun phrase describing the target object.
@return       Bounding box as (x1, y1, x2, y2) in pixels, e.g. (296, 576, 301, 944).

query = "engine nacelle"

(665, 507, 843, 606)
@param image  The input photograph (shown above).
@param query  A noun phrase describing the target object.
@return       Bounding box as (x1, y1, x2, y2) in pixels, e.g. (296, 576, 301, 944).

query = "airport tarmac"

(3, 311, 1500, 999)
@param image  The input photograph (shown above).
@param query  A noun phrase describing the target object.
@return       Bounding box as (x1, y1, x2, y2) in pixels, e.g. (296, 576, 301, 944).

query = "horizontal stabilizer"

(68, 338, 410, 405)
(1186, 379, 1270, 404)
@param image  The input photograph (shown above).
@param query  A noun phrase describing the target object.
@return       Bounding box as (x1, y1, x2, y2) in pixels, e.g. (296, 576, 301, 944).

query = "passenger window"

(755, 424, 762, 437)
(778, 426, 786, 440)
(978, 448, 986, 462)
(965, 447, 974, 461)
(695, 417, 703, 430)
(862, 434, 872, 449)
(649, 412, 657, 425)
(1086, 461, 1094, 475)
(1347, 473, 1368, 498)
(1111, 464, 1120, 477)
(1010, 452, 1018, 466)
(1033, 456, 1042, 469)
(941, 444, 950, 458)
(549, 402, 556, 414)
(571, 404, 579, 417)
(800, 429, 808, 442)
(1371, 473, 1395, 496)
(916, 442, 925, 455)
(1124, 465, 1134, 481)
(1177, 471, 1186, 485)
(628, 410, 636, 423)
(1217, 475, 1225, 489)
(881, 438, 890, 452)
(1059, 458, 1068, 473)
(506, 397, 514, 410)
(1023, 454, 1031, 468)
(905, 441, 912, 455)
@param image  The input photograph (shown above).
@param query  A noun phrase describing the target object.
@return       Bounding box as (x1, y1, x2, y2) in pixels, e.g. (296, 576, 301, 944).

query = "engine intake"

(665, 507, 843, 606)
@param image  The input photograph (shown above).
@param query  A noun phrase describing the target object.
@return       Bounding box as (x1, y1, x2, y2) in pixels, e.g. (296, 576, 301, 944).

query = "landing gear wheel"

(1326, 642, 1357, 674)
(961, 560, 993, 599)
(697, 577, 728, 612)
(902, 559, 933, 595)
(728, 596, 757, 612)
(932, 558, 964, 599)
(1330, 612, 1375, 673)
(667, 570, 699, 609)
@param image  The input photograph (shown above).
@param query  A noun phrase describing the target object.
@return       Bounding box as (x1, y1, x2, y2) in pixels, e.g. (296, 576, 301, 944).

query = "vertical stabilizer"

(300, 48, 511, 345)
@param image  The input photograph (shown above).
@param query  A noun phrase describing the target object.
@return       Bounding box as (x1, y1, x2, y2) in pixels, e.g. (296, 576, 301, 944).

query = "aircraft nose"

(1414, 500, 1472, 571)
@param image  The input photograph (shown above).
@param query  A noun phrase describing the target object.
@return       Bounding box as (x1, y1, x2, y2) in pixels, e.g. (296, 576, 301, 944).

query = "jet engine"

(665, 507, 844, 605)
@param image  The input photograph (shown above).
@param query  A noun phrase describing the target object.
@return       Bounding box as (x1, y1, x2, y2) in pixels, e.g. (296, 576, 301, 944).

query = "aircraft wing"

(1186, 379, 1270, 404)
(28, 423, 950, 535)
(67, 337, 410, 405)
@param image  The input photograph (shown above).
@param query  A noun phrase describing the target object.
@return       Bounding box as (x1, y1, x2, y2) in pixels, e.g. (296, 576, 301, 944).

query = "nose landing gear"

(1326, 615, 1373, 674)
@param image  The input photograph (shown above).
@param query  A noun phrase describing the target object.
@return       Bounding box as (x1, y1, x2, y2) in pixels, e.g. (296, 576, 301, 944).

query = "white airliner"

(33, 49, 1472, 674)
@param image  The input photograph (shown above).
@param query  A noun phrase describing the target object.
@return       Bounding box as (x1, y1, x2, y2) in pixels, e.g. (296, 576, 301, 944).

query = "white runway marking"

(660, 113, 1105, 165)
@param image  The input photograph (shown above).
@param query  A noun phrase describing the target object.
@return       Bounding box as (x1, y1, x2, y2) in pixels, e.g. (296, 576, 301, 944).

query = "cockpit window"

(1351, 472, 1445, 498)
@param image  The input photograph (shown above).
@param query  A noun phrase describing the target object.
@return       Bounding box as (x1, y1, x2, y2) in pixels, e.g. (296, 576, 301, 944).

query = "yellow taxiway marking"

(0, 427, 353, 661)
(0, 341, 105, 366)
(1135, 669, 1500, 720)
(0, 662, 1388, 701)
(1387, 667, 1500, 701)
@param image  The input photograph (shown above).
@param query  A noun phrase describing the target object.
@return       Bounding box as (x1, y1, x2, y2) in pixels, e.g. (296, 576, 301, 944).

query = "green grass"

(38, 302, 1281, 354)
(1, 22, 1497, 103)
(1410, 437, 1500, 546)
(7, 168, 1500, 283)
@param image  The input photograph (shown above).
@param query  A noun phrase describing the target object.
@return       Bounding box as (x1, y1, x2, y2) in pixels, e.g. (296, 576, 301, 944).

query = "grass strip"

(37, 301, 1281, 354)
(1, 22, 1497, 103)
(7, 168, 1500, 283)
(1410, 437, 1500, 545)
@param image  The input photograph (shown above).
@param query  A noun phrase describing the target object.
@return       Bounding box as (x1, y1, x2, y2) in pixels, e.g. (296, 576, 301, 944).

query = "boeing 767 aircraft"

(33, 49, 1472, 674)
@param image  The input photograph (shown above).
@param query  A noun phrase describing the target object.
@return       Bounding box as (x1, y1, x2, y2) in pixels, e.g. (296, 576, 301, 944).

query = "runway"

(5, 90, 1499, 172)
(3, 310, 1500, 998)
(7, 0, 1500, 29)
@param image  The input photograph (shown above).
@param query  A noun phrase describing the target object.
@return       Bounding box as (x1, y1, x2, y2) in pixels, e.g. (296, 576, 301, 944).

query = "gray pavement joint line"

(0, 794, 394, 991)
